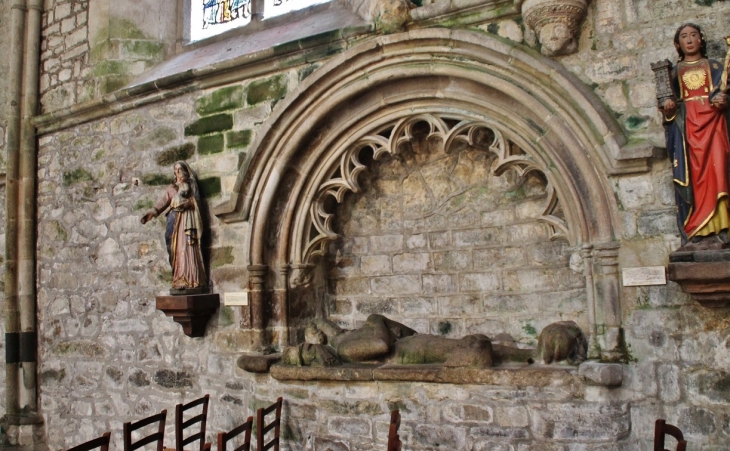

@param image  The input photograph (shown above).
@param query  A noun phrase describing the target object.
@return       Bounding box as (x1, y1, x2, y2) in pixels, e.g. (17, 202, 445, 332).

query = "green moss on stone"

(142, 173, 173, 186)
(53, 221, 68, 241)
(108, 19, 148, 39)
(158, 269, 173, 283)
(63, 168, 94, 186)
(196, 86, 245, 116)
(199, 177, 222, 197)
(487, 23, 499, 34)
(298, 64, 319, 81)
(625, 115, 648, 130)
(121, 40, 165, 60)
(134, 199, 154, 211)
(55, 341, 107, 357)
(522, 322, 537, 336)
(247, 75, 287, 105)
(93, 60, 128, 77)
(210, 246, 235, 267)
(184, 114, 234, 136)
(218, 306, 234, 327)
(92, 150, 105, 161)
(157, 143, 196, 166)
(198, 134, 225, 155)
(227, 130, 252, 149)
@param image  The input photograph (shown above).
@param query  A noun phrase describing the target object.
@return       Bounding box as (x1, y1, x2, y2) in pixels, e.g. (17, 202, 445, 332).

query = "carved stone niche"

(668, 250, 730, 308)
(522, 0, 588, 56)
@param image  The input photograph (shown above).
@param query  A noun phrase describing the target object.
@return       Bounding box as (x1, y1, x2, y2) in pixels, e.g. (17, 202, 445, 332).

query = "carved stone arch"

(214, 29, 639, 356)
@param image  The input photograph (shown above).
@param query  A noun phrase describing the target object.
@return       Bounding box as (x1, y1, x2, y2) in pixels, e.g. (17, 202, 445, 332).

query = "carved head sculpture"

(674, 23, 708, 61)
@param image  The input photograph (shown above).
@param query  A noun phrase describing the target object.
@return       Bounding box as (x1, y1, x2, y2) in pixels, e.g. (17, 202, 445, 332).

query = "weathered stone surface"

(578, 362, 623, 387)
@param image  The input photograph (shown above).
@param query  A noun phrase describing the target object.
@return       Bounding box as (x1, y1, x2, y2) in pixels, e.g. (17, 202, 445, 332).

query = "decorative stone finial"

(522, 0, 588, 56)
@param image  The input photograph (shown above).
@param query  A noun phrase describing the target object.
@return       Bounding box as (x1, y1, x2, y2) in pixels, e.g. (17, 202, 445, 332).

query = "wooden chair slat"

(174, 395, 210, 451)
(256, 398, 283, 451)
(218, 416, 253, 451)
(65, 432, 111, 451)
(123, 409, 167, 451)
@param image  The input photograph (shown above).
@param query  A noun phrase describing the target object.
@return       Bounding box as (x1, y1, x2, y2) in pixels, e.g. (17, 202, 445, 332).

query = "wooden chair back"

(174, 395, 211, 451)
(217, 416, 253, 451)
(124, 409, 167, 451)
(387, 410, 402, 451)
(256, 397, 283, 451)
(65, 432, 111, 451)
(655, 419, 687, 451)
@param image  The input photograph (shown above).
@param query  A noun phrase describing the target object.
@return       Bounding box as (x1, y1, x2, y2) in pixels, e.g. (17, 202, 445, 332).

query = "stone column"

(275, 265, 290, 348)
(247, 264, 268, 351)
(592, 242, 622, 359)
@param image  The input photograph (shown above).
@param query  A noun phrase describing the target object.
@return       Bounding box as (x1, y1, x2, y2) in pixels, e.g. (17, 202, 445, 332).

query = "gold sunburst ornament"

(683, 67, 708, 91)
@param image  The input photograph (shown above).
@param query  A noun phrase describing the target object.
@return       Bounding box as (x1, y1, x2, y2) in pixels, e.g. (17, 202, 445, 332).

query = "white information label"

(224, 291, 249, 306)
(622, 266, 666, 287)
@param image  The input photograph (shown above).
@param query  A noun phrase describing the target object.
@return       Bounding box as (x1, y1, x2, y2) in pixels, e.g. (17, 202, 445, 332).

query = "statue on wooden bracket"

(141, 161, 209, 294)
(141, 161, 219, 337)
(653, 23, 730, 251)
(656, 24, 730, 308)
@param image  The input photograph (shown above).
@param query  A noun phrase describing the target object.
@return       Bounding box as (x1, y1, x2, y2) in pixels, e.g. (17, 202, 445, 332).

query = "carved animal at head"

(536, 321, 587, 365)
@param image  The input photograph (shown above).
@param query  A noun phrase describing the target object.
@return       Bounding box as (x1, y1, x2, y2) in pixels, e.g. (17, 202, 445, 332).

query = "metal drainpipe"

(5, 0, 27, 423)
(19, 0, 43, 414)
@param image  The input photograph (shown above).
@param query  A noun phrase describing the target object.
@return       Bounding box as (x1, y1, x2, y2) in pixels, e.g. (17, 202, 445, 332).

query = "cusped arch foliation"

(212, 29, 634, 355)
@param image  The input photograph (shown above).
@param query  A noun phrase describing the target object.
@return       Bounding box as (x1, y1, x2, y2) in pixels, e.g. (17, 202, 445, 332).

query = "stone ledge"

(270, 362, 586, 387)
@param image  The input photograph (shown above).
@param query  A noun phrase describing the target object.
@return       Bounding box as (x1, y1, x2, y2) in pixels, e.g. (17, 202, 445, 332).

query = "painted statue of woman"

(662, 23, 730, 250)
(141, 161, 208, 291)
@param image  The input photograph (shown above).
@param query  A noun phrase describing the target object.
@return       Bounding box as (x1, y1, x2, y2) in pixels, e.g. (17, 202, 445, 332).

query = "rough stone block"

(439, 295, 481, 316)
(227, 129, 252, 149)
(422, 274, 456, 293)
(247, 74, 287, 105)
(360, 254, 391, 275)
(459, 273, 501, 292)
(393, 252, 431, 272)
(328, 417, 371, 438)
(196, 85, 245, 115)
(578, 362, 623, 387)
(369, 235, 404, 253)
(474, 247, 525, 268)
(429, 231, 451, 248)
(530, 403, 630, 440)
(184, 114, 234, 136)
(454, 228, 503, 247)
(198, 134, 225, 155)
(434, 251, 471, 271)
(371, 275, 421, 294)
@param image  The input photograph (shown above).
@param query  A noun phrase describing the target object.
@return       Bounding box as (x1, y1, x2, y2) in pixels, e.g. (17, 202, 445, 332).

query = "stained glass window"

(190, 0, 252, 41)
(190, 0, 331, 42)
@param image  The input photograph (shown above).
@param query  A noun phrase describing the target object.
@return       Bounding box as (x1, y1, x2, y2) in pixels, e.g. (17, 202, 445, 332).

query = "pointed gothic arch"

(214, 29, 643, 355)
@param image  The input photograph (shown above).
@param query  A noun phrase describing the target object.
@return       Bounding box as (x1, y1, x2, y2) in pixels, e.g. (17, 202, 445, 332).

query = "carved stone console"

(667, 250, 730, 308)
(522, 0, 588, 56)
(156, 293, 220, 337)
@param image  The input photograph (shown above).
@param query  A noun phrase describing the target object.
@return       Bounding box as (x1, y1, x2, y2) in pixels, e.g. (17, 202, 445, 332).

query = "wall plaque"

(622, 267, 666, 286)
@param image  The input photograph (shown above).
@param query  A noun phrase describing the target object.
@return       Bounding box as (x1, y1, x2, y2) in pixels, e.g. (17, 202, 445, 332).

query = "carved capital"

(522, 0, 588, 56)
(289, 264, 316, 288)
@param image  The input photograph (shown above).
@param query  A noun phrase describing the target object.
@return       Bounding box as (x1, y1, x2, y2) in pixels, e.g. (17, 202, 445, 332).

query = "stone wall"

(40, 0, 92, 111)
(326, 131, 586, 344)
(21, 0, 730, 450)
